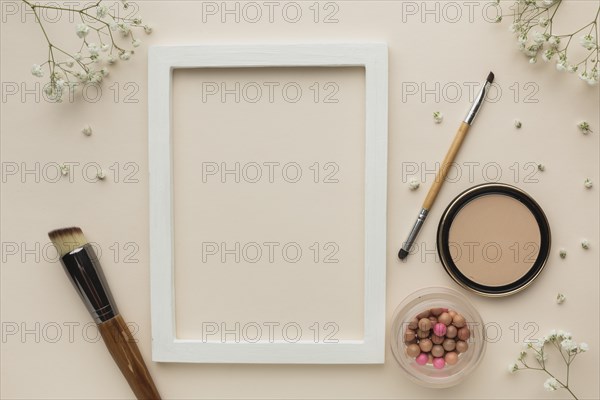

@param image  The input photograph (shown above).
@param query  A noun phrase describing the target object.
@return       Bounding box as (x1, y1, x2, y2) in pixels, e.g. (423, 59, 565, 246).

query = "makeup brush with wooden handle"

(398, 72, 495, 260)
(48, 227, 161, 400)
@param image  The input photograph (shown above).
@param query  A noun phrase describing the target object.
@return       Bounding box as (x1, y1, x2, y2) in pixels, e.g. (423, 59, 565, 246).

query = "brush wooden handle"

(422, 121, 471, 210)
(98, 315, 161, 399)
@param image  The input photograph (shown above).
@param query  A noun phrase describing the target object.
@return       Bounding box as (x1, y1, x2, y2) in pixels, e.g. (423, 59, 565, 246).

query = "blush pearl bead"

(458, 327, 471, 341)
(433, 322, 447, 336)
(452, 314, 466, 328)
(417, 329, 430, 339)
(438, 312, 452, 325)
(418, 318, 432, 332)
(442, 338, 456, 351)
(446, 325, 458, 339)
(404, 329, 416, 343)
(456, 340, 469, 353)
(431, 344, 444, 358)
(415, 353, 429, 365)
(419, 338, 433, 352)
(406, 343, 421, 358)
(445, 351, 458, 365)
(408, 318, 419, 330)
(431, 308, 444, 317)
(433, 357, 445, 369)
(431, 334, 445, 345)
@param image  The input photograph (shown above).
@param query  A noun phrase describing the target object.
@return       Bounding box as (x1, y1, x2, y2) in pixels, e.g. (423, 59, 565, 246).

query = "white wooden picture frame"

(148, 43, 388, 363)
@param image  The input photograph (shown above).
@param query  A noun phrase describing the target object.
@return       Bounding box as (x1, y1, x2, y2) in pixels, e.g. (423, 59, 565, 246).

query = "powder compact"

(437, 183, 551, 297)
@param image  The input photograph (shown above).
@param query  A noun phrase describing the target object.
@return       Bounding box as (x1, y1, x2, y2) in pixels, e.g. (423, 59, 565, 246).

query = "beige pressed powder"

(437, 184, 551, 297)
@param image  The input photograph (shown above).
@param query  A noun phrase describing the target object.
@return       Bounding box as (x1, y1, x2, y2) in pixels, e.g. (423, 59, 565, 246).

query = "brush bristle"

(398, 249, 409, 260)
(48, 227, 88, 257)
(487, 71, 495, 84)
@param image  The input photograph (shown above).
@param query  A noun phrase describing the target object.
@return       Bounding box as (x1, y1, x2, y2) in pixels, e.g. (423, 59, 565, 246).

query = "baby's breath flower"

(101, 43, 110, 52)
(542, 49, 554, 62)
(537, 163, 545, 171)
(556, 293, 566, 304)
(514, 120, 522, 128)
(557, 331, 572, 340)
(75, 23, 90, 38)
(87, 43, 100, 57)
(584, 178, 593, 189)
(408, 177, 420, 191)
(119, 51, 132, 61)
(73, 52, 82, 61)
(118, 22, 131, 36)
(498, 1, 599, 86)
(60, 164, 69, 176)
(580, 34, 596, 51)
(132, 38, 142, 48)
(559, 249, 567, 259)
(31, 64, 43, 77)
(579, 342, 589, 352)
(544, 377, 559, 391)
(561, 339, 578, 353)
(107, 54, 118, 64)
(581, 239, 590, 249)
(82, 125, 93, 136)
(532, 31, 545, 44)
(535, 351, 548, 362)
(96, 5, 108, 18)
(144, 25, 153, 34)
(97, 170, 106, 180)
(578, 121, 592, 134)
(508, 363, 519, 373)
(433, 111, 443, 124)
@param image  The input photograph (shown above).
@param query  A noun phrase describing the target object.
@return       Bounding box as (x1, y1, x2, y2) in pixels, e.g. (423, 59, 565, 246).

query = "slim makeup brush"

(48, 227, 161, 400)
(398, 72, 495, 260)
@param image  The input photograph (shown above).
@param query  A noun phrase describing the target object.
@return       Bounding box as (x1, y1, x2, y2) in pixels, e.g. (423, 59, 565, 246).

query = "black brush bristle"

(398, 249, 409, 260)
(487, 71, 495, 84)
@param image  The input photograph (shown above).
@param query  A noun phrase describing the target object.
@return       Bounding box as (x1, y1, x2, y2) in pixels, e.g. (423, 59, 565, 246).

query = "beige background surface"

(1, 0, 599, 399)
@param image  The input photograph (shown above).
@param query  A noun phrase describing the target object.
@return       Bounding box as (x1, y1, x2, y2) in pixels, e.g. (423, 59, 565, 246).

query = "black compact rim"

(437, 183, 551, 297)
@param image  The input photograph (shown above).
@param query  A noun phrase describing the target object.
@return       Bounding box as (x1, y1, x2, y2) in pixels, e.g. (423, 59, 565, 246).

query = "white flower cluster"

(27, 0, 153, 102)
(501, 0, 599, 85)
(509, 329, 589, 396)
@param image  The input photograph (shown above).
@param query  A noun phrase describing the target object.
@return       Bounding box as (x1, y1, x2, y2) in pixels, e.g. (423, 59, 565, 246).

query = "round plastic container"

(390, 287, 486, 388)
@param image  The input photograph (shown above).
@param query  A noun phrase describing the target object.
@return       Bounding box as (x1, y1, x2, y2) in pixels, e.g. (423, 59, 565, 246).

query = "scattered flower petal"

(408, 177, 420, 191)
(578, 121, 592, 135)
(559, 249, 567, 259)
